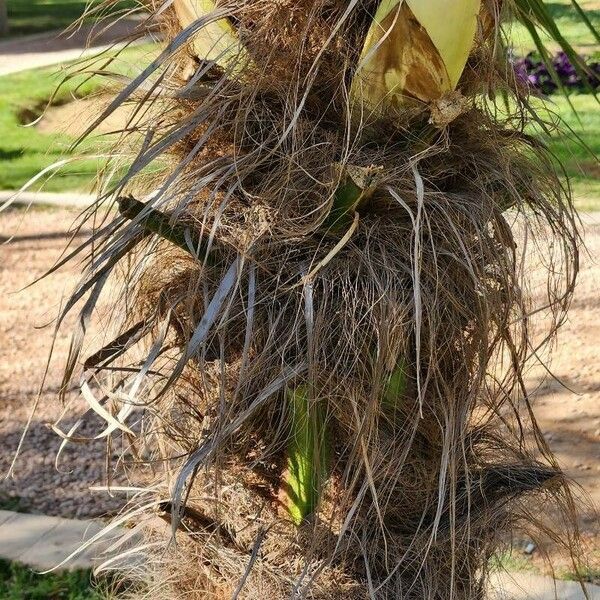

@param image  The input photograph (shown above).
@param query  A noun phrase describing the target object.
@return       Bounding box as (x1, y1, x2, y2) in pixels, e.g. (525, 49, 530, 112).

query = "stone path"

(0, 509, 108, 571)
(0, 190, 95, 209)
(489, 572, 600, 599)
(0, 18, 148, 76)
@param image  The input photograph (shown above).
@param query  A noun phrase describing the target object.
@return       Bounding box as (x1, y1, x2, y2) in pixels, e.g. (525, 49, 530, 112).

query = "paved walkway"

(0, 509, 110, 570)
(489, 572, 600, 599)
(0, 19, 147, 76)
(0, 190, 95, 209)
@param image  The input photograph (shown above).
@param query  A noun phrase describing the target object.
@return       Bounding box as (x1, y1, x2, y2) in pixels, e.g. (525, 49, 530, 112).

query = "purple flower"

(512, 50, 600, 95)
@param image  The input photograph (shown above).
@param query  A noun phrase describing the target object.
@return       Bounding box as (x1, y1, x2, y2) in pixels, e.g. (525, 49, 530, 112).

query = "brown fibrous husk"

(47, 1, 589, 598)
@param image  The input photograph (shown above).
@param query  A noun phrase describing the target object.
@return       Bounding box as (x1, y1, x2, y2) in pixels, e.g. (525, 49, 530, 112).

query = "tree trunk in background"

(0, 0, 8, 37)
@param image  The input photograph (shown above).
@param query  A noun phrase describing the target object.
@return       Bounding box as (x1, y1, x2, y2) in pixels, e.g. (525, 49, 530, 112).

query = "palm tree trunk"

(46, 1, 596, 597)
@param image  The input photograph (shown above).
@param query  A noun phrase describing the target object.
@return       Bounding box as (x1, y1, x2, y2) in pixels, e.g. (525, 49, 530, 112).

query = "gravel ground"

(531, 213, 600, 513)
(0, 207, 598, 538)
(0, 207, 126, 518)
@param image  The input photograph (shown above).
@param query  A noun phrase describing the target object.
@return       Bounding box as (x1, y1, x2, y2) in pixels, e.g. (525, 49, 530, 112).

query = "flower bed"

(514, 52, 600, 95)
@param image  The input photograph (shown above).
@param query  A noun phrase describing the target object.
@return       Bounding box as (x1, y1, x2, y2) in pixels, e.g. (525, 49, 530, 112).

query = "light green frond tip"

(324, 164, 383, 233)
(383, 359, 407, 406)
(351, 0, 481, 110)
(281, 386, 328, 525)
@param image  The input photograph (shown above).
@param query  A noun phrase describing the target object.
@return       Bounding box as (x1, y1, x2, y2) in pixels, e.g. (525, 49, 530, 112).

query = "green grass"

(559, 565, 600, 584)
(490, 94, 600, 211)
(0, 559, 103, 600)
(490, 550, 538, 574)
(508, 0, 600, 210)
(509, 0, 600, 55)
(542, 94, 600, 211)
(0, 3, 597, 206)
(0, 43, 159, 193)
(0, 494, 24, 512)
(0, 58, 595, 205)
(0, 68, 100, 192)
(6, 0, 135, 37)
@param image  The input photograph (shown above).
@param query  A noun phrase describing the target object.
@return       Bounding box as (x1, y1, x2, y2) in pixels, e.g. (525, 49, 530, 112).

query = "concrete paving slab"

(0, 190, 96, 209)
(18, 517, 105, 571)
(0, 510, 142, 571)
(490, 572, 600, 600)
(0, 511, 62, 562)
(0, 508, 17, 528)
(0, 20, 145, 76)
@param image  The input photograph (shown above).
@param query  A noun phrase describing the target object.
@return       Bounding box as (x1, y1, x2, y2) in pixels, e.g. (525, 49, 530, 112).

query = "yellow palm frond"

(174, 0, 248, 71)
(352, 0, 482, 111)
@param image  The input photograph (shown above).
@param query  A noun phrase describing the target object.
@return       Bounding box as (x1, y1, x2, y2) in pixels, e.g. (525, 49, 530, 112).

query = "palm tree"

(50, 1, 596, 598)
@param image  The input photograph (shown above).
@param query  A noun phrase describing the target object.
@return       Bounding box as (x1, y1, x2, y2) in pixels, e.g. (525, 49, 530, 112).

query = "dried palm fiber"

(36, 0, 597, 598)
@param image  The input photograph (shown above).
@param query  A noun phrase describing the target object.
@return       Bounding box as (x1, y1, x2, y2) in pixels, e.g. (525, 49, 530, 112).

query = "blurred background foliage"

(5, 0, 135, 37)
(0, 0, 597, 204)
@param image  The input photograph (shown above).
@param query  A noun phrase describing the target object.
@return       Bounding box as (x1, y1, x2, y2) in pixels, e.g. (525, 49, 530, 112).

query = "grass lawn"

(0, 3, 597, 207)
(5, 0, 135, 38)
(0, 57, 596, 204)
(509, 0, 600, 55)
(0, 559, 103, 600)
(0, 67, 100, 193)
(544, 94, 600, 211)
(0, 43, 158, 193)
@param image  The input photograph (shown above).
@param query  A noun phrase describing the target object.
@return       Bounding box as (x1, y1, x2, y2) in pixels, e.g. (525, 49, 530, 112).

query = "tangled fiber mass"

(26, 0, 596, 598)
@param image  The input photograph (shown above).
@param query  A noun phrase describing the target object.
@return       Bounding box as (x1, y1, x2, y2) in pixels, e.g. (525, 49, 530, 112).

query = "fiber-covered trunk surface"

(38, 0, 594, 598)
